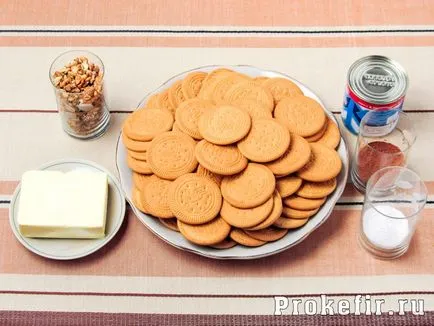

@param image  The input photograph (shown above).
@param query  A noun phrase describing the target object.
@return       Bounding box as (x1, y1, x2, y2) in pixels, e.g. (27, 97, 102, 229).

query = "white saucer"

(9, 159, 126, 260)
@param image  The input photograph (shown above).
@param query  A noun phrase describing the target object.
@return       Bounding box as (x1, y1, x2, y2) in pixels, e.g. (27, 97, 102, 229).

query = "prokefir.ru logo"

(274, 295, 424, 316)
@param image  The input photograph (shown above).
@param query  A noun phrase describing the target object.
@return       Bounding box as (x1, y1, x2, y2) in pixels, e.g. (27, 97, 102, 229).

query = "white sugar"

(363, 205, 409, 249)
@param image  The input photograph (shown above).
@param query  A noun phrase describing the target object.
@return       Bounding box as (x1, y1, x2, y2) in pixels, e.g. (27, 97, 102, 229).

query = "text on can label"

(363, 73, 396, 88)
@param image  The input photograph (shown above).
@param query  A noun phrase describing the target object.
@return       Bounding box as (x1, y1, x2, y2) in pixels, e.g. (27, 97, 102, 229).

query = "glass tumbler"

(351, 110, 415, 193)
(49, 50, 111, 139)
(359, 166, 427, 259)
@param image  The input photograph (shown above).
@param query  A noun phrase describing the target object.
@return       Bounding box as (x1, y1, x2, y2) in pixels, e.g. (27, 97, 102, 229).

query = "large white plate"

(116, 65, 349, 259)
(9, 159, 126, 260)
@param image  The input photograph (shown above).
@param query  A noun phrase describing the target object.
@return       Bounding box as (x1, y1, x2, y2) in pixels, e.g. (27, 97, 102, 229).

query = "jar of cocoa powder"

(351, 110, 416, 193)
(49, 50, 110, 139)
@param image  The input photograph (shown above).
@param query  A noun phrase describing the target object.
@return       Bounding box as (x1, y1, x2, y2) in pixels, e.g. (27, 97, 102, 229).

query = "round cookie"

(245, 227, 288, 242)
(210, 238, 237, 249)
(127, 155, 153, 174)
(276, 176, 302, 198)
(274, 96, 326, 137)
(195, 140, 248, 176)
(262, 77, 303, 103)
(128, 150, 148, 161)
(147, 132, 198, 180)
(274, 216, 308, 229)
(237, 119, 290, 163)
(122, 133, 150, 152)
(305, 121, 327, 142)
(168, 173, 222, 225)
(316, 119, 341, 149)
(132, 186, 147, 213)
(247, 191, 283, 231)
(177, 216, 231, 246)
(159, 218, 179, 232)
(283, 195, 326, 211)
(282, 206, 319, 219)
(141, 176, 174, 218)
(145, 93, 161, 109)
(297, 143, 342, 182)
(168, 80, 186, 110)
(198, 68, 235, 100)
(175, 98, 216, 139)
(198, 105, 251, 145)
(123, 108, 174, 141)
(235, 99, 273, 120)
(220, 196, 274, 228)
(221, 163, 276, 209)
(196, 165, 223, 186)
(224, 81, 274, 112)
(132, 172, 155, 190)
(230, 229, 266, 247)
(212, 74, 249, 104)
(265, 133, 311, 176)
(158, 90, 176, 115)
(296, 178, 337, 199)
(181, 71, 208, 99)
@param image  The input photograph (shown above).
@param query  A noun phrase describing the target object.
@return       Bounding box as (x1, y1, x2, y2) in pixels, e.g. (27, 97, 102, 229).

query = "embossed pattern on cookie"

(198, 105, 251, 145)
(196, 165, 223, 186)
(262, 77, 303, 103)
(221, 163, 275, 209)
(265, 133, 311, 176)
(297, 143, 342, 182)
(238, 119, 290, 163)
(168, 80, 186, 110)
(157, 89, 176, 115)
(141, 177, 174, 218)
(182, 71, 208, 99)
(168, 174, 222, 225)
(195, 140, 248, 176)
(175, 98, 215, 139)
(123, 108, 174, 141)
(235, 99, 273, 121)
(274, 95, 326, 137)
(147, 132, 198, 180)
(224, 80, 274, 112)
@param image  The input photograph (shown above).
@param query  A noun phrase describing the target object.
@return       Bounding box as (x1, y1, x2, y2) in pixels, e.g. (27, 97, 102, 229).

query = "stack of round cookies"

(122, 68, 342, 249)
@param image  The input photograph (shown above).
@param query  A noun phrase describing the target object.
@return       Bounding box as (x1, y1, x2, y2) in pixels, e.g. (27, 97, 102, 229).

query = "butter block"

(17, 170, 108, 239)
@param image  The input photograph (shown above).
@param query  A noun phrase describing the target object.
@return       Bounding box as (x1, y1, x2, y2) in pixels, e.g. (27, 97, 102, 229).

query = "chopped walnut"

(52, 56, 109, 137)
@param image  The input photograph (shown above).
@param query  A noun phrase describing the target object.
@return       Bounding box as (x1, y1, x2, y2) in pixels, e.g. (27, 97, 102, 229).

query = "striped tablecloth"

(1, 1, 433, 325)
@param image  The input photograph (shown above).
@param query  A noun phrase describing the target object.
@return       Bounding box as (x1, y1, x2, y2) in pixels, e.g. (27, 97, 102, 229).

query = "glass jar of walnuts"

(49, 50, 110, 139)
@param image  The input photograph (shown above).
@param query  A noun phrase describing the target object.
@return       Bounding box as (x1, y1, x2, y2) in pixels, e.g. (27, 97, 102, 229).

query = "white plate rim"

(9, 159, 126, 260)
(116, 64, 349, 260)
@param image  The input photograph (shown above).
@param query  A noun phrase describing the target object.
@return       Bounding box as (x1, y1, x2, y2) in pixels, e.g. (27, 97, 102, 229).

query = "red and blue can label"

(342, 86, 404, 135)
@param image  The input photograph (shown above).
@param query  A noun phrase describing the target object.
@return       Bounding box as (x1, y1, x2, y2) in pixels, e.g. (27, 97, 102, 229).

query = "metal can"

(342, 55, 408, 135)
